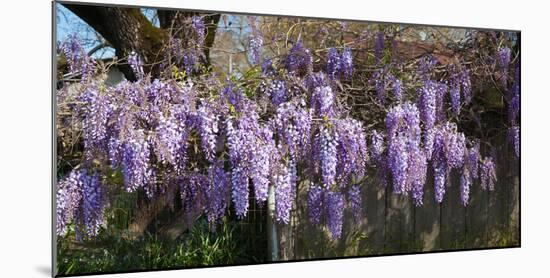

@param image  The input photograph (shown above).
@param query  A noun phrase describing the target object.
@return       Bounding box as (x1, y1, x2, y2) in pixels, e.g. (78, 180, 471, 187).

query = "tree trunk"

(125, 186, 202, 240)
(64, 4, 167, 81)
(126, 186, 175, 239)
(157, 10, 221, 64)
(63, 4, 220, 80)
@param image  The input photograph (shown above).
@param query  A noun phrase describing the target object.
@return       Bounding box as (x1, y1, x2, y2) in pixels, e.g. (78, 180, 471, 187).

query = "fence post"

(267, 184, 279, 261)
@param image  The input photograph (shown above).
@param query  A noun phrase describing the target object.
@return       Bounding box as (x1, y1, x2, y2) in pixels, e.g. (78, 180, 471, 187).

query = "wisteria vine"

(56, 28, 518, 242)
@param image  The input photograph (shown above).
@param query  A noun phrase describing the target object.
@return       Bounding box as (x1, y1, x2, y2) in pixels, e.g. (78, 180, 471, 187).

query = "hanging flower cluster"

(56, 29, 517, 242)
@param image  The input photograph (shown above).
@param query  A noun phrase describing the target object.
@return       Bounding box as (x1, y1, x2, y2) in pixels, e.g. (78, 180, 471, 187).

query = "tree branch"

(63, 3, 168, 81)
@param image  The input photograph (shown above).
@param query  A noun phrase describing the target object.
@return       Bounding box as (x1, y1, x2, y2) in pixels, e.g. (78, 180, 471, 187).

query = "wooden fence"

(275, 133, 520, 260)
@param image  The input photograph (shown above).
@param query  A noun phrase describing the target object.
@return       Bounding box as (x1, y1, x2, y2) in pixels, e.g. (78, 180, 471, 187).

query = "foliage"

(56, 217, 262, 275)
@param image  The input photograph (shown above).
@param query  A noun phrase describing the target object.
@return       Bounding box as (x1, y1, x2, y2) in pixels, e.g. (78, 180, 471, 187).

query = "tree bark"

(126, 187, 174, 239)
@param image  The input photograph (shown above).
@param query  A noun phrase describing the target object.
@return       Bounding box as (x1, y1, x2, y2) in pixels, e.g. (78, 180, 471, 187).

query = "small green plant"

(56, 217, 263, 275)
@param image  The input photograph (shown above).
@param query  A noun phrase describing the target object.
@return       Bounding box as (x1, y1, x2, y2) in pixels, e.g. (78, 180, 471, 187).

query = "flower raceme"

(56, 169, 105, 238)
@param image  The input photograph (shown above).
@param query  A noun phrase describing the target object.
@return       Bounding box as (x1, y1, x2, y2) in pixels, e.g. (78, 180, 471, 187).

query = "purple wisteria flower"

(433, 159, 447, 203)
(81, 172, 105, 236)
(231, 166, 249, 218)
(496, 47, 511, 87)
(388, 133, 409, 194)
(445, 130, 466, 169)
(248, 33, 263, 66)
(449, 83, 461, 116)
(128, 51, 144, 80)
(83, 86, 112, 159)
(340, 47, 353, 79)
(275, 159, 296, 224)
(267, 79, 287, 107)
(180, 174, 208, 214)
(460, 168, 471, 207)
(410, 150, 427, 206)
(348, 184, 362, 222)
(250, 126, 275, 203)
(326, 190, 344, 240)
(195, 102, 219, 162)
(192, 15, 206, 48)
(286, 40, 313, 75)
(306, 72, 329, 92)
(370, 130, 385, 164)
(372, 69, 387, 104)
(261, 58, 275, 76)
(273, 102, 313, 159)
(57, 168, 106, 237)
(311, 85, 335, 117)
(318, 124, 339, 188)
(335, 118, 368, 182)
(418, 55, 437, 80)
(419, 80, 438, 130)
(386, 104, 404, 139)
(156, 109, 187, 169)
(424, 128, 436, 161)
(206, 161, 230, 223)
(388, 75, 403, 103)
(326, 48, 341, 78)
(509, 126, 520, 158)
(431, 124, 459, 203)
(122, 130, 153, 193)
(374, 31, 385, 64)
(183, 49, 198, 74)
(61, 34, 96, 81)
(480, 156, 497, 191)
(431, 122, 466, 171)
(466, 140, 480, 179)
(56, 170, 84, 236)
(385, 103, 426, 195)
(409, 144, 427, 206)
(449, 64, 472, 114)
(226, 118, 251, 218)
(509, 63, 520, 125)
(307, 183, 324, 224)
(460, 68, 472, 105)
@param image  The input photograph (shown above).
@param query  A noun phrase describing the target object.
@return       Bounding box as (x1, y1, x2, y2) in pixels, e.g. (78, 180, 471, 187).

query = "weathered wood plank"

(487, 139, 510, 248)
(440, 171, 466, 250)
(385, 188, 414, 254)
(362, 177, 386, 254)
(465, 176, 488, 248)
(508, 150, 520, 245)
(414, 166, 441, 251)
(293, 180, 326, 260)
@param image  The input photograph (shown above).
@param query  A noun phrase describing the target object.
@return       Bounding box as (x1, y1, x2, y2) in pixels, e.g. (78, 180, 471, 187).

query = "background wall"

(0, 0, 545, 278)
